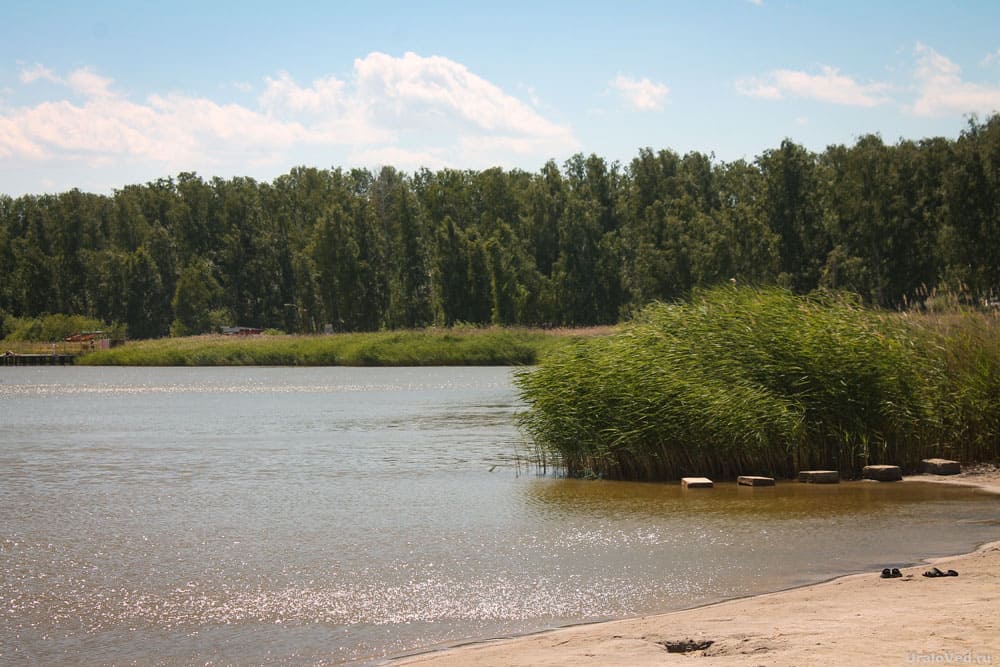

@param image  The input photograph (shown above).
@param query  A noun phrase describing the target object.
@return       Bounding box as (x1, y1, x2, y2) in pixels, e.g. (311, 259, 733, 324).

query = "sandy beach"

(392, 468, 1000, 666)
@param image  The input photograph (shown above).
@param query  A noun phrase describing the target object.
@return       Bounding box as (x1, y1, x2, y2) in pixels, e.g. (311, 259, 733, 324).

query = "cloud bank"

(0, 52, 579, 178)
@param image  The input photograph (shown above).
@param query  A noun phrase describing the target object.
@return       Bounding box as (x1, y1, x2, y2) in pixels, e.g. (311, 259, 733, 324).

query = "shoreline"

(389, 470, 1000, 666)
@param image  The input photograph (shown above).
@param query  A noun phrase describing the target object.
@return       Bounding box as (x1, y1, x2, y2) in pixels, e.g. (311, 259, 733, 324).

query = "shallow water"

(1, 366, 997, 665)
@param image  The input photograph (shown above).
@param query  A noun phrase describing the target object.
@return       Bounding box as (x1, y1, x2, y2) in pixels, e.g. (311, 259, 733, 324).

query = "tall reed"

(516, 286, 998, 480)
(907, 309, 1000, 466)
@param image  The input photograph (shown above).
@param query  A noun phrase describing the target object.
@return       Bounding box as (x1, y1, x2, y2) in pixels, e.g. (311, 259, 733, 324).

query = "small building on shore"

(64, 331, 119, 351)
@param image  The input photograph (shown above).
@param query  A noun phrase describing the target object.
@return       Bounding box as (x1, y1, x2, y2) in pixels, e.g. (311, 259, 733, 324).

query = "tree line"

(1, 115, 998, 338)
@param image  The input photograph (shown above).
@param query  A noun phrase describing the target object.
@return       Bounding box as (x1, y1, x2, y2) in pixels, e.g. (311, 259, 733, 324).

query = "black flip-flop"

(945, 569, 958, 576)
(891, 568, 902, 578)
(881, 568, 893, 578)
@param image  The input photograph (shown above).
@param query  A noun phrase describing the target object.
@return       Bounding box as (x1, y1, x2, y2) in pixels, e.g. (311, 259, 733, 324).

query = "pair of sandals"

(880, 566, 960, 578)
(922, 566, 959, 578)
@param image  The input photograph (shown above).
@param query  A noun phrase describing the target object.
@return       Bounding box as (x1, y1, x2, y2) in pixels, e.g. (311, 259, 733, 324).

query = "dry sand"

(392, 468, 1000, 666)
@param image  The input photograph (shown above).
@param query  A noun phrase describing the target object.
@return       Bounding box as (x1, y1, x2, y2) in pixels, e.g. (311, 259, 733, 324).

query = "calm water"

(1, 366, 998, 666)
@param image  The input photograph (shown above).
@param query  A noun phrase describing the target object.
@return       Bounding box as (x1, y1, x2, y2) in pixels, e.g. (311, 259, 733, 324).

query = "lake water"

(1, 366, 998, 665)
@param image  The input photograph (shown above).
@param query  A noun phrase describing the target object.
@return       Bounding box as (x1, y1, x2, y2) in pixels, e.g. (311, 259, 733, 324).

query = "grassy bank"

(515, 286, 1000, 481)
(74, 327, 611, 366)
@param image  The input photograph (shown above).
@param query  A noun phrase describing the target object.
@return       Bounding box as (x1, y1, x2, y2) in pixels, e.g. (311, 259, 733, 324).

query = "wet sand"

(392, 469, 1000, 666)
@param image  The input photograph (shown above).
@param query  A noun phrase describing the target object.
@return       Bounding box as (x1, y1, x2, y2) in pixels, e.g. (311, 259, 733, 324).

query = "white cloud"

(353, 51, 575, 148)
(1, 53, 579, 187)
(981, 49, 1000, 67)
(5, 74, 309, 168)
(0, 116, 47, 159)
(610, 75, 670, 111)
(260, 71, 347, 116)
(19, 63, 60, 85)
(255, 71, 389, 146)
(521, 84, 541, 108)
(910, 43, 1000, 117)
(66, 68, 116, 98)
(147, 94, 310, 162)
(735, 77, 782, 100)
(737, 66, 891, 107)
(17, 63, 116, 99)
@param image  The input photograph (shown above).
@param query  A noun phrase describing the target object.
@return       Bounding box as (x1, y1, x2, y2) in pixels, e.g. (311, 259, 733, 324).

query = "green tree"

(373, 168, 431, 329)
(940, 116, 1000, 300)
(170, 260, 224, 336)
(484, 220, 544, 325)
(86, 250, 130, 326)
(125, 246, 167, 339)
(428, 216, 472, 326)
(521, 160, 565, 279)
(758, 140, 829, 292)
(714, 159, 779, 285)
(311, 203, 363, 331)
(11, 237, 54, 316)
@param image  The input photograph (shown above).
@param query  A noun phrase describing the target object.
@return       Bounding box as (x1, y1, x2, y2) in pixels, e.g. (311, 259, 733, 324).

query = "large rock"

(862, 464, 903, 481)
(681, 477, 714, 488)
(798, 470, 840, 484)
(737, 475, 775, 487)
(921, 458, 961, 475)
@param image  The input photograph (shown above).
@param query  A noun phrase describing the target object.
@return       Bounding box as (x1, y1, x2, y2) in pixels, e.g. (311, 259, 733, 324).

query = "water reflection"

(521, 477, 995, 520)
(517, 476, 999, 610)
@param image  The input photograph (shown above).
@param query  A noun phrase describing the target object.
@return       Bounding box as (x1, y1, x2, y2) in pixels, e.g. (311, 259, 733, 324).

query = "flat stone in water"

(921, 458, 961, 475)
(738, 475, 775, 487)
(798, 470, 840, 484)
(862, 465, 903, 482)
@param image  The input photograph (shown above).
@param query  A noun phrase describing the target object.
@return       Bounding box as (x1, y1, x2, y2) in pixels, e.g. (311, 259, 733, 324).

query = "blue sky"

(3, 1, 1000, 195)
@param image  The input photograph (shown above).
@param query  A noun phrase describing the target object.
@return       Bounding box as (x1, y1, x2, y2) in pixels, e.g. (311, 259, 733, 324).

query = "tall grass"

(515, 286, 999, 481)
(75, 327, 599, 366)
(908, 309, 1000, 467)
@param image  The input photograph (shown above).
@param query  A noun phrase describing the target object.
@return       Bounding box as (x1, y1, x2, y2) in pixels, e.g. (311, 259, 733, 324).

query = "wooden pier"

(1, 353, 76, 366)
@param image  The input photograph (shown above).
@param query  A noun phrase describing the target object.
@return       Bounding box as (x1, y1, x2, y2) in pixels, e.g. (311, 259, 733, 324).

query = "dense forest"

(1, 116, 998, 339)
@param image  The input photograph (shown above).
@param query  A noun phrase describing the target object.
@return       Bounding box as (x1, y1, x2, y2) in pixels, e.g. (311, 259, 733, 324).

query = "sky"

(2, 0, 1000, 196)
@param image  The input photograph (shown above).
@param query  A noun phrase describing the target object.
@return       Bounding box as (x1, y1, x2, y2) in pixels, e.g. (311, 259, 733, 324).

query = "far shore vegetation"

(2, 117, 999, 342)
(3, 289, 997, 481)
(0, 316, 610, 366)
(77, 326, 608, 367)
(3, 118, 998, 479)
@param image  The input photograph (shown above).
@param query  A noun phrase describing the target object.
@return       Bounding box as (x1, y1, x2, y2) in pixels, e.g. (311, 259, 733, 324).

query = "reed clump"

(75, 327, 587, 366)
(906, 308, 1000, 467)
(515, 285, 1000, 481)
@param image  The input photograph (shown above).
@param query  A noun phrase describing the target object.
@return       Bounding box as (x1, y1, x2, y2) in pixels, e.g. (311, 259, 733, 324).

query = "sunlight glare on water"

(1, 366, 998, 665)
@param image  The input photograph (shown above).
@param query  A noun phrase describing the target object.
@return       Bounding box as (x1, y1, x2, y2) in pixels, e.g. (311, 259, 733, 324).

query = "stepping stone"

(861, 465, 903, 482)
(681, 477, 714, 488)
(798, 470, 840, 484)
(921, 458, 961, 475)
(737, 475, 775, 487)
